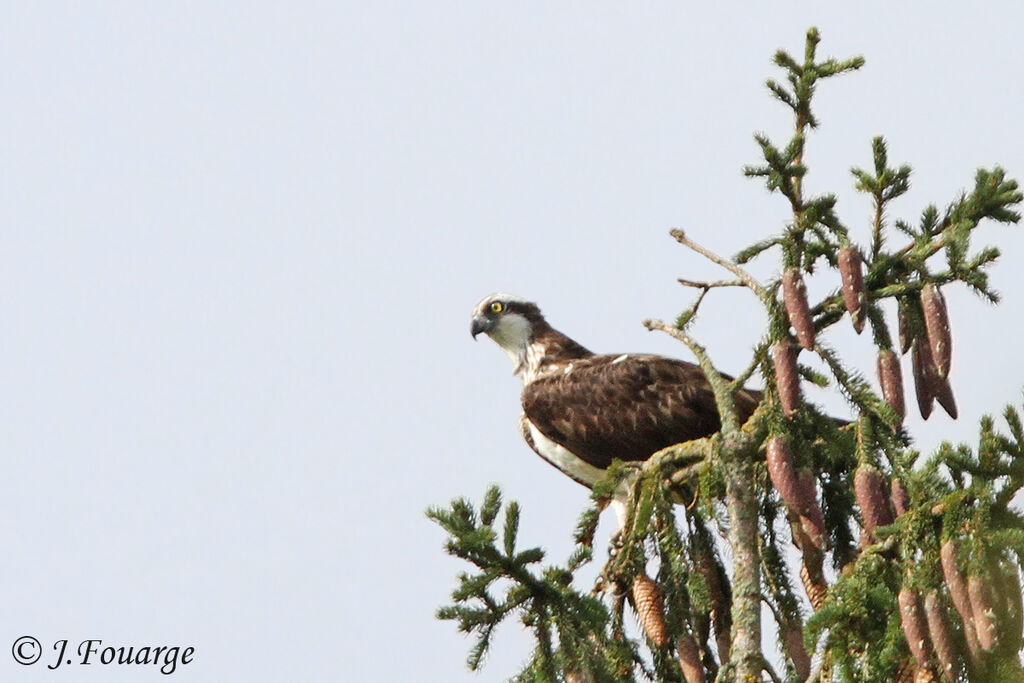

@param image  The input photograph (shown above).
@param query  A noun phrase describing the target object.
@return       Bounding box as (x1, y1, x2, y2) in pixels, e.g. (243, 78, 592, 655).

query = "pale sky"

(1, 3, 1022, 682)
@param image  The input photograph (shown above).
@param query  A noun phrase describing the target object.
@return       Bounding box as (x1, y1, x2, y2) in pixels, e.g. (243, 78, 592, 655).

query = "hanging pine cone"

(923, 590, 961, 683)
(878, 349, 906, 423)
(838, 246, 867, 333)
(799, 511, 826, 551)
(921, 284, 952, 378)
(939, 540, 981, 658)
(911, 338, 936, 420)
(766, 435, 802, 510)
(675, 635, 707, 683)
(898, 297, 915, 355)
(898, 585, 934, 671)
(967, 573, 998, 651)
(694, 546, 731, 663)
(854, 464, 894, 544)
(797, 469, 826, 550)
(772, 341, 801, 417)
(632, 573, 668, 647)
(934, 376, 958, 419)
(783, 619, 811, 679)
(891, 477, 911, 517)
(800, 561, 828, 610)
(783, 268, 816, 350)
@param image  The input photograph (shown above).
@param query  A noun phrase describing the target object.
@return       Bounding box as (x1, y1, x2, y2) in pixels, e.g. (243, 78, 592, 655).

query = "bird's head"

(470, 293, 545, 357)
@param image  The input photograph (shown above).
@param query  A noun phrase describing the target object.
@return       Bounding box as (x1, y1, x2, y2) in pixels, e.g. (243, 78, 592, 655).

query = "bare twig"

(677, 277, 747, 289)
(670, 229, 766, 298)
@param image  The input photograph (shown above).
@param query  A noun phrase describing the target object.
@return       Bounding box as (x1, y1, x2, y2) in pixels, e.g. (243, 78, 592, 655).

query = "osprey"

(471, 293, 761, 497)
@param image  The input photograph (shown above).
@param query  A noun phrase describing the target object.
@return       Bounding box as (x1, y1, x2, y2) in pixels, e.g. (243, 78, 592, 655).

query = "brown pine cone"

(878, 349, 906, 423)
(921, 284, 952, 378)
(899, 585, 934, 670)
(934, 376, 958, 420)
(891, 477, 911, 517)
(939, 540, 981, 657)
(854, 464, 894, 544)
(838, 246, 867, 333)
(798, 512, 826, 551)
(800, 561, 827, 610)
(923, 590, 961, 683)
(898, 297, 915, 355)
(694, 546, 731, 663)
(783, 619, 811, 679)
(632, 573, 668, 647)
(783, 268, 816, 350)
(967, 574, 998, 651)
(675, 635, 707, 683)
(772, 341, 801, 417)
(797, 469, 826, 550)
(766, 435, 802, 511)
(911, 338, 936, 420)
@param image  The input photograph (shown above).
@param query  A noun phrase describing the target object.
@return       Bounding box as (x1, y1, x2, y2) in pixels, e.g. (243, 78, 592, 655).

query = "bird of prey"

(471, 293, 761, 515)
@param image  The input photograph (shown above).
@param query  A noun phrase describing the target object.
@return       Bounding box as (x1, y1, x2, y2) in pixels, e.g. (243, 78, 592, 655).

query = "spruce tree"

(429, 28, 1024, 683)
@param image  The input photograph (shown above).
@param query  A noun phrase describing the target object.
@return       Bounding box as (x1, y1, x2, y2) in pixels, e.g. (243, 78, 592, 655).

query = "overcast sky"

(1, 3, 1022, 682)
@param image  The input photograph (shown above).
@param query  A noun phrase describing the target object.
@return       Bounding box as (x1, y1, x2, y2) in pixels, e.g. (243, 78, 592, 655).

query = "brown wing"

(522, 354, 760, 469)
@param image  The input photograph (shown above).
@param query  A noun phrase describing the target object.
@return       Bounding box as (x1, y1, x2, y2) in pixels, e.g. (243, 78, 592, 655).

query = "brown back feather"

(522, 354, 760, 469)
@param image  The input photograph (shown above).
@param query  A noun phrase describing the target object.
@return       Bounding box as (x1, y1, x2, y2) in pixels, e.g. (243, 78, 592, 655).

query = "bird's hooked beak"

(471, 315, 493, 340)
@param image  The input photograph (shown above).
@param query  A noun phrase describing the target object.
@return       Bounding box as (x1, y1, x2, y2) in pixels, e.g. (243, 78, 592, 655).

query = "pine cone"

(783, 619, 811, 679)
(694, 546, 731, 663)
(923, 590, 961, 683)
(797, 469, 826, 550)
(921, 284, 952, 378)
(967, 573, 998, 651)
(878, 349, 906, 423)
(766, 435, 802, 511)
(632, 573, 669, 647)
(675, 635, 707, 683)
(891, 477, 911, 517)
(899, 585, 933, 670)
(800, 561, 828, 610)
(898, 297, 915, 355)
(934, 376, 958, 420)
(838, 246, 867, 333)
(799, 513, 826, 552)
(783, 268, 816, 350)
(911, 338, 936, 420)
(854, 464, 894, 544)
(939, 540, 981, 657)
(772, 341, 801, 417)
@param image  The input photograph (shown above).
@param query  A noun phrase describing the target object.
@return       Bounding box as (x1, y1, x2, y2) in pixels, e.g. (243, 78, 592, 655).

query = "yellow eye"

(490, 302, 504, 313)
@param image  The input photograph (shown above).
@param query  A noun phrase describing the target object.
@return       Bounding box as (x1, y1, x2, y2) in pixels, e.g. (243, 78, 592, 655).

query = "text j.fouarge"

(49, 639, 194, 674)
